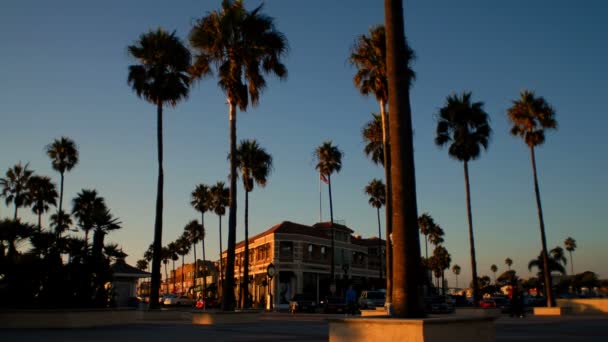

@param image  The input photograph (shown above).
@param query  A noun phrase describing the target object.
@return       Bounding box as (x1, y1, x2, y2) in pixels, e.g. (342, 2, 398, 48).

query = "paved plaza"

(1, 313, 606, 341)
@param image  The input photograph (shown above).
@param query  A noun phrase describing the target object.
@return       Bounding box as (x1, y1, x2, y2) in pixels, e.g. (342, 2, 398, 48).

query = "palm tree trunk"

(201, 213, 207, 298)
(84, 230, 89, 256)
(441, 270, 445, 296)
(243, 190, 250, 309)
(192, 241, 197, 293)
(380, 98, 394, 306)
(218, 214, 224, 296)
(463, 161, 480, 306)
(328, 174, 335, 284)
(172, 259, 176, 293)
(384, 0, 424, 318)
(569, 251, 574, 275)
(38, 212, 42, 232)
(376, 207, 383, 280)
(13, 197, 18, 221)
(149, 101, 164, 309)
(56, 172, 64, 238)
(164, 262, 169, 294)
(223, 102, 237, 311)
(530, 146, 554, 307)
(181, 255, 185, 294)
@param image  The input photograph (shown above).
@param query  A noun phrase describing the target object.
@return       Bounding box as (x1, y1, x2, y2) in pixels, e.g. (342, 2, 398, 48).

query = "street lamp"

(267, 263, 276, 311)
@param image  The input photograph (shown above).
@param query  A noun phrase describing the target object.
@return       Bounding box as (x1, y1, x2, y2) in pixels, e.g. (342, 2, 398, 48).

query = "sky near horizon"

(1, 0, 607, 285)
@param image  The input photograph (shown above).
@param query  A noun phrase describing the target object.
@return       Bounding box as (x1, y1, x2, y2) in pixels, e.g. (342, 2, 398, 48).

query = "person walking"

(346, 285, 357, 315)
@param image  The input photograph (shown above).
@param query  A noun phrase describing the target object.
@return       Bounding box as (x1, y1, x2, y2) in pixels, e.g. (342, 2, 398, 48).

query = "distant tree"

(490, 264, 498, 284)
(191, 184, 211, 294)
(497, 270, 518, 287)
(1, 162, 34, 221)
(184, 220, 203, 292)
(167, 242, 179, 293)
(161, 246, 170, 293)
(452, 264, 461, 288)
(210, 181, 229, 289)
(175, 234, 191, 294)
(128, 28, 191, 309)
(505, 257, 513, 271)
(564, 237, 577, 275)
(46, 137, 78, 238)
(137, 259, 149, 272)
(365, 178, 386, 280)
(362, 114, 384, 165)
(435, 92, 492, 305)
(72, 189, 105, 254)
(432, 245, 451, 295)
(49, 210, 73, 237)
(507, 90, 558, 307)
(27, 175, 58, 231)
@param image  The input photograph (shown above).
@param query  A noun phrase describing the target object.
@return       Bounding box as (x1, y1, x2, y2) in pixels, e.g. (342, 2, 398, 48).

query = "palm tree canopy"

(491, 264, 497, 273)
(189, 0, 288, 110)
(127, 28, 191, 106)
(46, 137, 79, 174)
(418, 213, 435, 237)
(50, 210, 73, 235)
(432, 245, 451, 271)
(210, 181, 229, 216)
(505, 258, 513, 267)
(0, 162, 34, 208)
(435, 92, 492, 162)
(364, 178, 386, 209)
(564, 236, 577, 252)
(167, 242, 180, 262)
(427, 225, 445, 246)
(528, 252, 566, 275)
(136, 259, 149, 271)
(235, 139, 273, 192)
(507, 90, 557, 148)
(349, 24, 415, 103)
(184, 219, 204, 244)
(191, 184, 212, 215)
(72, 189, 105, 232)
(452, 264, 461, 275)
(550, 246, 567, 266)
(361, 113, 384, 165)
(176, 234, 191, 256)
(314, 141, 343, 177)
(104, 243, 128, 262)
(27, 175, 58, 216)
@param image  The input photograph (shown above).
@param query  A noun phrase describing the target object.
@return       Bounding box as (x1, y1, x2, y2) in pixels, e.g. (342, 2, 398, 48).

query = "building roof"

(351, 235, 386, 247)
(111, 260, 150, 278)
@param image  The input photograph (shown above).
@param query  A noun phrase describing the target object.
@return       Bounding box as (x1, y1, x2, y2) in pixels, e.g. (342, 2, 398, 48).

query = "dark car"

(289, 293, 317, 313)
(425, 296, 455, 314)
(321, 296, 347, 314)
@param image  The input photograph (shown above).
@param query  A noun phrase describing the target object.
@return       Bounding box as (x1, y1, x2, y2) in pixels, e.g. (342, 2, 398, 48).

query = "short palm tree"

(104, 243, 127, 264)
(49, 210, 73, 237)
(491, 264, 498, 284)
(452, 264, 461, 288)
(90, 204, 121, 263)
(0, 219, 34, 259)
(175, 234, 191, 294)
(72, 189, 105, 254)
(550, 246, 567, 267)
(27, 175, 58, 231)
(46, 137, 78, 237)
(364, 178, 386, 280)
(167, 242, 179, 293)
(210, 181, 229, 290)
(184, 220, 203, 290)
(136, 259, 149, 272)
(507, 90, 558, 307)
(128, 28, 191, 309)
(314, 140, 343, 282)
(0, 162, 34, 221)
(564, 237, 576, 275)
(190, 184, 210, 294)
(528, 252, 566, 278)
(505, 257, 513, 270)
(189, 0, 288, 310)
(435, 91, 492, 306)
(235, 139, 273, 308)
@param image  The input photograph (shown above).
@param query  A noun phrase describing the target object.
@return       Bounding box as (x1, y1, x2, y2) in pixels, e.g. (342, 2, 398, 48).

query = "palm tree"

(365, 178, 386, 280)
(452, 264, 461, 288)
(550, 246, 567, 267)
(27, 175, 58, 231)
(362, 113, 384, 165)
(191, 184, 211, 294)
(564, 237, 577, 275)
(235, 139, 273, 308)
(175, 234, 191, 294)
(435, 92, 492, 306)
(160, 246, 170, 293)
(0, 219, 34, 259)
(491, 264, 498, 284)
(49, 210, 73, 237)
(189, 0, 288, 311)
(210, 181, 229, 292)
(417, 213, 434, 260)
(167, 242, 179, 293)
(433, 245, 451, 296)
(0, 162, 34, 220)
(137, 259, 149, 272)
(351, 23, 416, 310)
(90, 205, 121, 263)
(184, 220, 203, 291)
(128, 28, 191, 309)
(505, 257, 513, 271)
(528, 252, 566, 279)
(507, 90, 558, 307)
(383, 0, 423, 317)
(72, 189, 105, 254)
(46, 137, 79, 237)
(104, 243, 127, 263)
(314, 141, 343, 283)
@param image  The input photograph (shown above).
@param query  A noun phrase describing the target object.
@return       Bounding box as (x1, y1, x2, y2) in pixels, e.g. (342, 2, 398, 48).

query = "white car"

(163, 294, 195, 306)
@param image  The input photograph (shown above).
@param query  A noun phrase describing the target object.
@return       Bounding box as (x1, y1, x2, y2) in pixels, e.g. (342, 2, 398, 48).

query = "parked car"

(358, 290, 385, 309)
(479, 298, 496, 308)
(425, 296, 455, 314)
(289, 293, 317, 313)
(163, 294, 195, 306)
(321, 296, 347, 314)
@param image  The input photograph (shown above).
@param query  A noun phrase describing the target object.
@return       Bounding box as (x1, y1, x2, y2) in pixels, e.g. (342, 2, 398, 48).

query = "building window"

(279, 241, 293, 260)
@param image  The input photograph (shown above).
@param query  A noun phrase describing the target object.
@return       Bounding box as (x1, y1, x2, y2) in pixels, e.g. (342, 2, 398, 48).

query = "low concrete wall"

(557, 299, 608, 315)
(533, 307, 565, 316)
(455, 307, 501, 317)
(192, 310, 261, 325)
(329, 316, 495, 342)
(0, 308, 138, 329)
(360, 308, 388, 317)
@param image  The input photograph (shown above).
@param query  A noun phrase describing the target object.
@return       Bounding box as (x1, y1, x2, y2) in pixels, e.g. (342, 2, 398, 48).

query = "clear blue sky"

(1, 0, 606, 284)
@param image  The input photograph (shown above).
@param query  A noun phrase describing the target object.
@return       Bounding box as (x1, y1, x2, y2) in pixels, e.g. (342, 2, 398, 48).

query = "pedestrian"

(345, 285, 357, 315)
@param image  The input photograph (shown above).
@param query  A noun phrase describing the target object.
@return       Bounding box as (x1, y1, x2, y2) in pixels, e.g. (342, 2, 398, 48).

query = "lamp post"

(267, 263, 276, 311)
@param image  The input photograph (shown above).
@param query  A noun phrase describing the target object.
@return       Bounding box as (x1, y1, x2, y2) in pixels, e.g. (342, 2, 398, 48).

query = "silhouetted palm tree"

(452, 264, 461, 288)
(491, 264, 498, 284)
(507, 90, 558, 307)
(72, 189, 105, 254)
(528, 252, 566, 278)
(184, 219, 203, 291)
(191, 184, 211, 293)
(564, 237, 576, 275)
(234, 139, 273, 308)
(365, 178, 386, 279)
(435, 91, 491, 306)
(27, 175, 58, 231)
(314, 140, 343, 283)
(0, 219, 34, 259)
(167, 242, 179, 293)
(128, 28, 191, 309)
(1, 162, 34, 221)
(104, 243, 127, 264)
(210, 181, 229, 291)
(433, 245, 451, 295)
(550, 246, 567, 267)
(176, 234, 191, 294)
(46, 137, 78, 237)
(137, 259, 149, 272)
(505, 257, 513, 271)
(50, 210, 73, 237)
(189, 0, 288, 310)
(160, 246, 170, 293)
(90, 203, 121, 264)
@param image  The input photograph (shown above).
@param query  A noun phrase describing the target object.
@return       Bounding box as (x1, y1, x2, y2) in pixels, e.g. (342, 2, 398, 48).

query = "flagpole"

(319, 173, 323, 223)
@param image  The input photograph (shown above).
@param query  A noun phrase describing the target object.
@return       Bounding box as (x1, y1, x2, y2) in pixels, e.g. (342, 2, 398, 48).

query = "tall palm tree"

(160, 246, 170, 293)
(72, 189, 105, 254)
(27, 175, 58, 231)
(128, 28, 191, 309)
(435, 91, 492, 306)
(364, 178, 386, 280)
(235, 139, 273, 308)
(362, 113, 384, 165)
(351, 23, 415, 310)
(507, 90, 558, 307)
(184, 219, 203, 291)
(383, 0, 423, 317)
(46, 137, 78, 237)
(175, 234, 191, 294)
(491, 264, 498, 284)
(189, 0, 288, 311)
(433, 245, 451, 296)
(550, 246, 567, 267)
(314, 140, 343, 283)
(210, 181, 229, 292)
(0, 162, 34, 220)
(452, 264, 461, 288)
(167, 242, 179, 293)
(191, 184, 211, 294)
(505, 257, 513, 271)
(564, 237, 577, 275)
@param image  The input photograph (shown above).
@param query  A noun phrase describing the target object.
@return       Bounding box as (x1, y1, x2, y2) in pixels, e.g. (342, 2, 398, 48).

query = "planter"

(556, 298, 608, 315)
(533, 307, 566, 316)
(329, 316, 496, 342)
(0, 308, 138, 329)
(192, 310, 261, 325)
